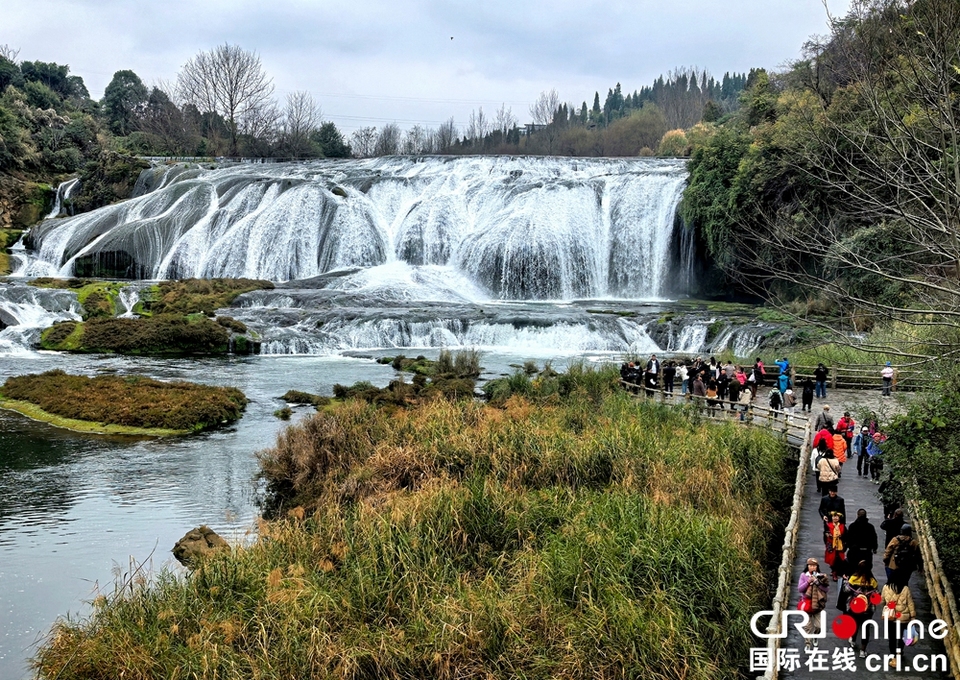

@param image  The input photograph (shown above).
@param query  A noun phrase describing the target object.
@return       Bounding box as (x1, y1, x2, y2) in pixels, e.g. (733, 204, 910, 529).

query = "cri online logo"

(750, 605, 951, 641)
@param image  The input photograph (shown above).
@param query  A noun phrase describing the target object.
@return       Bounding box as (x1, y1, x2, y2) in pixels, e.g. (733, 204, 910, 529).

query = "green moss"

(0, 370, 247, 433)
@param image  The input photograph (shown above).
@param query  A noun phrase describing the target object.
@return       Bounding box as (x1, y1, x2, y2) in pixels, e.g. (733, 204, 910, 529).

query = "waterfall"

(46, 178, 81, 219)
(18, 157, 689, 301)
(117, 288, 140, 318)
(0, 285, 82, 356)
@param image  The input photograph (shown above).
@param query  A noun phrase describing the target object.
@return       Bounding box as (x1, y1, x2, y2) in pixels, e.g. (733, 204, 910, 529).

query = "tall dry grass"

(34, 365, 792, 680)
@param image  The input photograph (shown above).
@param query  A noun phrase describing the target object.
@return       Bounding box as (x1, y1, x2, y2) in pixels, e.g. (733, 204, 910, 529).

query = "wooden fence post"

(831, 365, 837, 391)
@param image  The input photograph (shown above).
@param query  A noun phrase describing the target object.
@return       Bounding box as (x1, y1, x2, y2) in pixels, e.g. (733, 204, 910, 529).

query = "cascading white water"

(117, 288, 140, 318)
(0, 285, 82, 356)
(46, 178, 81, 219)
(18, 157, 689, 300)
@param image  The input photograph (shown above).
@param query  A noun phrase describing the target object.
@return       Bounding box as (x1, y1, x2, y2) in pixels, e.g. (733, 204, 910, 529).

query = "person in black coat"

(880, 508, 905, 548)
(801, 378, 815, 412)
(818, 489, 846, 527)
(845, 508, 879, 568)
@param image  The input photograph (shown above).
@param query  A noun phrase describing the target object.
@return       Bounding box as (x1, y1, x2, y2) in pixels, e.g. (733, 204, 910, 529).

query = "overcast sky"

(5, 0, 850, 135)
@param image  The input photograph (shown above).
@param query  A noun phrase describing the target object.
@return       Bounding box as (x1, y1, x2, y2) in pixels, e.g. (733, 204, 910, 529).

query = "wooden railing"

(906, 488, 960, 676)
(620, 381, 809, 442)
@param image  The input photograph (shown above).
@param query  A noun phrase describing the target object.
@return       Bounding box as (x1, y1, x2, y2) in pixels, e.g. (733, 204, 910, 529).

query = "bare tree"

(350, 127, 377, 157)
(465, 107, 489, 150)
(374, 123, 401, 156)
(529, 89, 560, 126)
(281, 91, 322, 158)
(0, 44, 20, 62)
(730, 0, 960, 362)
(494, 103, 517, 137)
(435, 117, 457, 153)
(403, 125, 429, 155)
(176, 43, 275, 155)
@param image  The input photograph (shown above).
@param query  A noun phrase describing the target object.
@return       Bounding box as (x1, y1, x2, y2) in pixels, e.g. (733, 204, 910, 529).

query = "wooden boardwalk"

(623, 381, 952, 678)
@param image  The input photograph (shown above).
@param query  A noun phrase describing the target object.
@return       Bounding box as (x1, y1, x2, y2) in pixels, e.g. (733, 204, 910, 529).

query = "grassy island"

(34, 365, 792, 679)
(0, 370, 247, 435)
(31, 278, 272, 355)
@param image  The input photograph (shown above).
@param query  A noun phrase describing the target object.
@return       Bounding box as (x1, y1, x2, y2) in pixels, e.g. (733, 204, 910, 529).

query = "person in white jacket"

(881, 362, 895, 396)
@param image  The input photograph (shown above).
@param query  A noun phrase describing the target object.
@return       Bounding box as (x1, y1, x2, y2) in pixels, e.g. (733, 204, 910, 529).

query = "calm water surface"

(0, 348, 596, 679)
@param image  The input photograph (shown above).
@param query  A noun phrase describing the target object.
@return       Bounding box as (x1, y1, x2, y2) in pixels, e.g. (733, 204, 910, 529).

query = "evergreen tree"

(102, 70, 148, 136)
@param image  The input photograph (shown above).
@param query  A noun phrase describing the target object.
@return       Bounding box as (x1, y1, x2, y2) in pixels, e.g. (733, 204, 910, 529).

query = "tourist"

(868, 432, 885, 483)
(692, 372, 706, 406)
(832, 427, 848, 467)
(708, 356, 719, 380)
(662, 361, 676, 394)
(812, 423, 834, 453)
(747, 364, 758, 399)
(783, 388, 797, 418)
(706, 380, 719, 416)
(735, 365, 747, 386)
(880, 508, 905, 547)
(728, 375, 741, 410)
(754, 357, 767, 387)
(814, 363, 829, 399)
(716, 369, 729, 408)
(837, 411, 856, 448)
(798, 557, 829, 650)
(769, 388, 782, 413)
(814, 404, 834, 432)
(776, 356, 790, 379)
(883, 524, 922, 587)
(843, 560, 879, 657)
(881, 362, 895, 396)
(845, 509, 878, 568)
(812, 439, 831, 494)
(778, 368, 791, 394)
(645, 354, 660, 390)
(801, 378, 815, 412)
(678, 362, 689, 396)
(880, 581, 916, 668)
(852, 426, 871, 477)
(818, 486, 845, 521)
(817, 453, 842, 497)
(737, 384, 752, 421)
(824, 511, 848, 581)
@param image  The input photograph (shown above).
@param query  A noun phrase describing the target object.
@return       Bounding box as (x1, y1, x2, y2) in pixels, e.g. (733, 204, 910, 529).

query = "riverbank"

(0, 397, 190, 436)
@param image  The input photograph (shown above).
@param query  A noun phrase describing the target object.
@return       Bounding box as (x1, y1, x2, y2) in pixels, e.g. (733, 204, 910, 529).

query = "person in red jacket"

(812, 427, 834, 452)
(837, 411, 856, 448)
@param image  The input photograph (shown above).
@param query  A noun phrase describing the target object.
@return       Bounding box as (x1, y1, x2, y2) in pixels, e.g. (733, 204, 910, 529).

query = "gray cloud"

(3, 0, 849, 133)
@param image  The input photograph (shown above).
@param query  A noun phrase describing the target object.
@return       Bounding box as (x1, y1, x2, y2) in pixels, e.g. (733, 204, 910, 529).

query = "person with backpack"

(798, 557, 829, 650)
(883, 524, 922, 587)
(754, 357, 767, 387)
(769, 388, 783, 414)
(880, 581, 916, 668)
(814, 405, 834, 432)
(843, 560, 879, 658)
(868, 432, 885, 483)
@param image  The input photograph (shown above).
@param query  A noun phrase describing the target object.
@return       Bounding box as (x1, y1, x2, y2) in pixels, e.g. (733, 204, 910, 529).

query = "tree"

(435, 117, 457, 153)
(466, 107, 489, 147)
(176, 43, 275, 155)
(102, 70, 148, 136)
(723, 0, 960, 361)
(279, 91, 321, 158)
(374, 123, 401, 156)
(494, 104, 517, 137)
(313, 122, 351, 158)
(529, 89, 560, 126)
(350, 127, 377, 157)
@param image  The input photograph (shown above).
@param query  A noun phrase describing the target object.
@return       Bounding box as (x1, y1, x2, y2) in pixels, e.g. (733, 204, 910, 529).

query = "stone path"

(776, 390, 949, 680)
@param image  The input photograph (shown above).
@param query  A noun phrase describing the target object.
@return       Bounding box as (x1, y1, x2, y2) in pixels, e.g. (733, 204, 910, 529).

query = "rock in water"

(172, 525, 229, 566)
